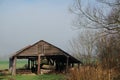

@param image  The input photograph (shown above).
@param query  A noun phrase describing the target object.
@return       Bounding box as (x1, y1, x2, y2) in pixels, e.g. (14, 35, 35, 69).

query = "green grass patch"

(0, 61, 9, 70)
(16, 59, 27, 69)
(0, 60, 66, 80)
(1, 74, 65, 80)
(0, 60, 27, 70)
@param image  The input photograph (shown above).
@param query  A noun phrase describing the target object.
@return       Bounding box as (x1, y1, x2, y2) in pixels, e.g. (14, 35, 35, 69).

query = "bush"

(67, 65, 119, 80)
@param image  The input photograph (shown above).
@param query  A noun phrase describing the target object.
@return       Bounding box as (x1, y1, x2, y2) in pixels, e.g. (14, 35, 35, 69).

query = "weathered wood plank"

(37, 54, 41, 74)
(12, 57, 17, 75)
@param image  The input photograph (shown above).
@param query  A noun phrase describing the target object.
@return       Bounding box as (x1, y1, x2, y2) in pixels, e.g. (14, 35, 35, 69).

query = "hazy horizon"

(0, 0, 80, 60)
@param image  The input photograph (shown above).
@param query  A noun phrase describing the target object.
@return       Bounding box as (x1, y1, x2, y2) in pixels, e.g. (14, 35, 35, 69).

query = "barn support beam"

(78, 63, 80, 69)
(37, 54, 41, 74)
(9, 58, 13, 73)
(47, 58, 54, 65)
(29, 60, 32, 70)
(66, 56, 69, 72)
(28, 59, 30, 69)
(12, 57, 17, 75)
(9, 58, 12, 72)
(31, 60, 34, 68)
(55, 60, 58, 71)
(32, 60, 34, 67)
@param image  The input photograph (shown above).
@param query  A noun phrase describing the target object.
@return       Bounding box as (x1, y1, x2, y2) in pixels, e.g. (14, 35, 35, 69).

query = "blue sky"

(0, 0, 78, 59)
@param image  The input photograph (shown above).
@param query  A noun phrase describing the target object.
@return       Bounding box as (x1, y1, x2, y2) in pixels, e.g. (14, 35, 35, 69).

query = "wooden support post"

(37, 43, 44, 74)
(66, 56, 69, 72)
(55, 60, 58, 71)
(12, 57, 17, 76)
(9, 58, 13, 73)
(30, 59, 32, 69)
(37, 54, 41, 74)
(53, 60, 55, 66)
(33, 60, 34, 68)
(28, 59, 30, 69)
(31, 60, 34, 68)
(78, 63, 80, 69)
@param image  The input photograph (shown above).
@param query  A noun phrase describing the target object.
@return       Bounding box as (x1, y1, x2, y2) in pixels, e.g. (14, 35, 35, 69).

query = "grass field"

(0, 74, 65, 80)
(0, 60, 65, 80)
(0, 61, 9, 70)
(0, 60, 27, 70)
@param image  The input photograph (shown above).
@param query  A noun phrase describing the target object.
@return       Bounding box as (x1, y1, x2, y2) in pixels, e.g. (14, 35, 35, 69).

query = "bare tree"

(71, 0, 120, 34)
(69, 30, 98, 64)
(96, 34, 120, 70)
(68, 1, 120, 79)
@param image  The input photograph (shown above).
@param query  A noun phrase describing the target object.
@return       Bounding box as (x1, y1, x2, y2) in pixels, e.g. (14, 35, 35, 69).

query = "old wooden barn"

(9, 40, 82, 75)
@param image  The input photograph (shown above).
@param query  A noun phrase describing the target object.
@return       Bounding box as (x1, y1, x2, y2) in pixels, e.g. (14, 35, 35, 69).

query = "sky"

(0, 0, 78, 60)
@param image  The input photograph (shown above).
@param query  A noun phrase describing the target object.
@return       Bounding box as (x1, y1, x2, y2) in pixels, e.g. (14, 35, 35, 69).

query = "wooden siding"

(14, 40, 65, 57)
(18, 44, 38, 56)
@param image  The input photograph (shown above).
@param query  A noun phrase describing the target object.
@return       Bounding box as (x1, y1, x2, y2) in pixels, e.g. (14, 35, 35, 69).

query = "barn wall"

(18, 45, 38, 56)
(17, 41, 64, 57)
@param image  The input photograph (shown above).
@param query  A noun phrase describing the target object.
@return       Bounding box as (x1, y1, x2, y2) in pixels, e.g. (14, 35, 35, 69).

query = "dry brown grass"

(67, 65, 120, 80)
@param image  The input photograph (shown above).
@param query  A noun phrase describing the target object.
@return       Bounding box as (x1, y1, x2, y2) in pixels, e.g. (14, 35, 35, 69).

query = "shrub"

(67, 65, 120, 80)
